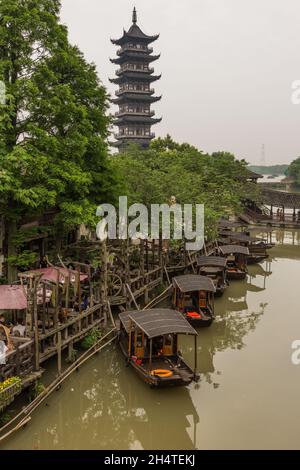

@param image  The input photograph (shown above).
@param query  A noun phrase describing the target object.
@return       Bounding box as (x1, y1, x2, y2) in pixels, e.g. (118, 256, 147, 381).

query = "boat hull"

(226, 270, 247, 280)
(118, 339, 197, 388)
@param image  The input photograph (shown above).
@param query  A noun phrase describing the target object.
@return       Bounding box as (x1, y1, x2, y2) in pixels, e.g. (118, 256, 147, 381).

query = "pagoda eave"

(109, 73, 161, 84)
(111, 94, 162, 105)
(114, 116, 162, 125)
(111, 33, 159, 47)
(110, 53, 160, 65)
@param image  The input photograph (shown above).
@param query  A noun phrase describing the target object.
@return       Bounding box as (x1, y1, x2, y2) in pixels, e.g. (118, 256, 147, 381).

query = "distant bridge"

(242, 188, 300, 228)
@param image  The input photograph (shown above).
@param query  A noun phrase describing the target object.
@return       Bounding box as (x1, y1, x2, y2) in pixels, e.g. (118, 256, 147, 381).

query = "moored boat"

(197, 256, 228, 296)
(219, 245, 249, 280)
(118, 308, 199, 388)
(172, 274, 216, 327)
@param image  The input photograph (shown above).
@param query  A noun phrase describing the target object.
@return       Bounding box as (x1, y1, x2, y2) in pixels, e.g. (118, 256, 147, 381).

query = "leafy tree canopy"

(111, 136, 260, 240)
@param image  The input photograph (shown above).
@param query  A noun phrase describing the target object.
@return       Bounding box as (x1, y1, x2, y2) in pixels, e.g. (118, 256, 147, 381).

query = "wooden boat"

(219, 245, 249, 280)
(219, 232, 268, 264)
(118, 308, 199, 388)
(197, 256, 228, 296)
(172, 274, 216, 327)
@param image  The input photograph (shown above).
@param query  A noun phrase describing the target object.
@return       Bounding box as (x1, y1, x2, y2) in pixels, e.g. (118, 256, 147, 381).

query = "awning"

(119, 308, 197, 338)
(173, 275, 216, 293)
(219, 245, 250, 256)
(25, 267, 88, 284)
(0, 285, 27, 310)
(197, 256, 227, 268)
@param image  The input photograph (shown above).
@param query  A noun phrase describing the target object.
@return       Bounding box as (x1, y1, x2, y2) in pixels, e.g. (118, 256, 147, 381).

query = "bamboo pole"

(57, 331, 62, 376)
(126, 283, 139, 310)
(0, 328, 117, 440)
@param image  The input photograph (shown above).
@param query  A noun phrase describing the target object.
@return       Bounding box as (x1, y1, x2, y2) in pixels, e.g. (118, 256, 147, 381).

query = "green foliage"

(112, 136, 260, 240)
(28, 380, 46, 402)
(80, 328, 102, 350)
(7, 250, 38, 270)
(288, 157, 300, 185)
(0, 0, 119, 280)
(66, 348, 78, 364)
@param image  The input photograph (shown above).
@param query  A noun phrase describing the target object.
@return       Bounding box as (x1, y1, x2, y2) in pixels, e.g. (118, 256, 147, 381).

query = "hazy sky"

(61, 0, 300, 165)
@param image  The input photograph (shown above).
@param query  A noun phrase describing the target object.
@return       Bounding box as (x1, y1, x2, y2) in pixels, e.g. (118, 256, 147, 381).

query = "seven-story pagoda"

(110, 8, 162, 151)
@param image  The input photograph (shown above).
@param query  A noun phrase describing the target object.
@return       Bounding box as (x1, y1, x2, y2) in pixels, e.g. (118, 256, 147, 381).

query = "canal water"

(1, 230, 300, 450)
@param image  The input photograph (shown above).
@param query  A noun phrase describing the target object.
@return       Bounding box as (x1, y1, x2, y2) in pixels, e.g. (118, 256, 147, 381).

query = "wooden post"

(42, 282, 46, 335)
(149, 339, 153, 371)
(77, 266, 82, 314)
(128, 319, 132, 357)
(194, 335, 198, 375)
(33, 278, 40, 371)
(140, 239, 145, 284)
(152, 240, 155, 268)
(57, 331, 62, 376)
(146, 240, 149, 272)
(68, 341, 74, 363)
(65, 275, 70, 309)
(54, 269, 59, 329)
(88, 266, 94, 307)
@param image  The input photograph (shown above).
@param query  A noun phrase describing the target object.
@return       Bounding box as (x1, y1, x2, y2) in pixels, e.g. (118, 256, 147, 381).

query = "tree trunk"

(6, 218, 18, 283)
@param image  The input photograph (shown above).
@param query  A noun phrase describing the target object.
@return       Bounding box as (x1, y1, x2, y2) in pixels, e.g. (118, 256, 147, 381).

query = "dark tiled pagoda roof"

(110, 53, 161, 65)
(111, 24, 159, 46)
(119, 308, 197, 338)
(109, 72, 161, 84)
(111, 94, 162, 105)
(114, 115, 162, 125)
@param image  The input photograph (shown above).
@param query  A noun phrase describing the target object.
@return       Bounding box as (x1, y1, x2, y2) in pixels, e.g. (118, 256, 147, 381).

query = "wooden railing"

(38, 304, 106, 363)
(0, 338, 34, 382)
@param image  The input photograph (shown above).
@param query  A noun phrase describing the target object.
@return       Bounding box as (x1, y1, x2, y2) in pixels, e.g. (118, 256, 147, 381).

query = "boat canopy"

(173, 274, 216, 293)
(219, 245, 250, 256)
(221, 232, 262, 243)
(119, 308, 197, 339)
(197, 256, 227, 269)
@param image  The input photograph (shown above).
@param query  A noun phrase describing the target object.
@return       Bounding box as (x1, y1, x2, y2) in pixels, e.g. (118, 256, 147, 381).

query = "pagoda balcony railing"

(116, 66, 154, 76)
(115, 110, 155, 117)
(117, 46, 153, 56)
(116, 88, 155, 96)
(114, 133, 155, 139)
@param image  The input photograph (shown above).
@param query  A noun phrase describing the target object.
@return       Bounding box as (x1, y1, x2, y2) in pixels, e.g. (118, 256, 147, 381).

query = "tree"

(111, 138, 260, 241)
(0, 0, 117, 280)
(288, 157, 300, 185)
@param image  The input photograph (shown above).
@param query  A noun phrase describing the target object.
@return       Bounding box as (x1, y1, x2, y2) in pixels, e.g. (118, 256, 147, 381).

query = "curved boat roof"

(197, 256, 227, 268)
(119, 308, 197, 338)
(173, 274, 216, 293)
(219, 245, 250, 256)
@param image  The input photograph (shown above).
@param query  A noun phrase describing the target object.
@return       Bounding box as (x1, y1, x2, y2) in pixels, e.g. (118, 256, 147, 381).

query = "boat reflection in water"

(178, 260, 271, 387)
(3, 231, 300, 450)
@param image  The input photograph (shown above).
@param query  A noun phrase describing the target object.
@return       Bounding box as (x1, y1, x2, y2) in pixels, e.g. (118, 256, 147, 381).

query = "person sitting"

(12, 321, 26, 337)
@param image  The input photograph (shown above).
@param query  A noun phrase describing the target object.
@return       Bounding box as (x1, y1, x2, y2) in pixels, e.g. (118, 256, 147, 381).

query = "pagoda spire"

(132, 7, 137, 24)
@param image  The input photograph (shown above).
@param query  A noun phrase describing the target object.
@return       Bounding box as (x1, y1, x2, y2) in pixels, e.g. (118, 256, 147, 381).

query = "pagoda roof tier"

(111, 25, 159, 46)
(111, 94, 162, 104)
(114, 115, 162, 125)
(112, 135, 155, 147)
(110, 53, 161, 65)
(109, 73, 161, 84)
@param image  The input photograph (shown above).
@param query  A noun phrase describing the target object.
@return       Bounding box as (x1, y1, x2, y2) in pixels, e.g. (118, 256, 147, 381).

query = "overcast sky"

(61, 0, 300, 165)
